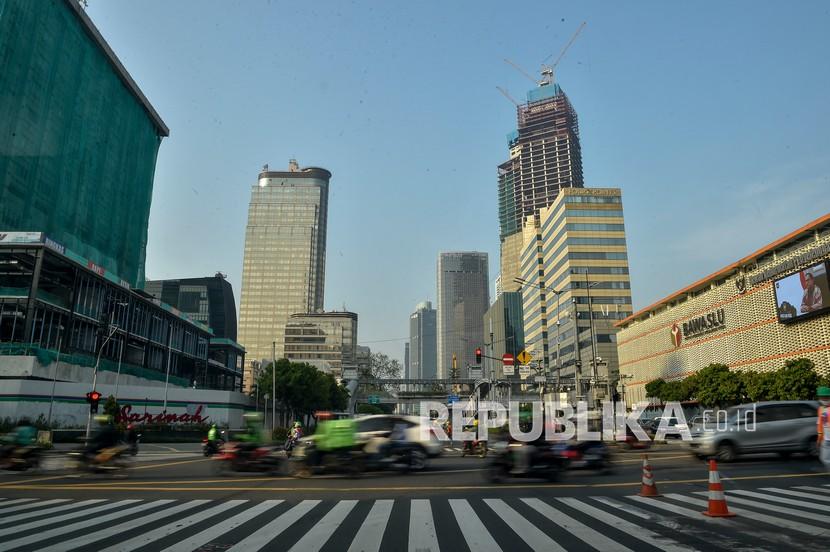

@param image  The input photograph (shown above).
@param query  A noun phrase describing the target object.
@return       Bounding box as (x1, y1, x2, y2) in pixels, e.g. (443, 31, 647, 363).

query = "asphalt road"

(1, 442, 828, 551)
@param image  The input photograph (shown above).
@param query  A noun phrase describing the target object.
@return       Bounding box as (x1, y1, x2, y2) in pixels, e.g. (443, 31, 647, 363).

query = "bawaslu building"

(617, 213, 830, 406)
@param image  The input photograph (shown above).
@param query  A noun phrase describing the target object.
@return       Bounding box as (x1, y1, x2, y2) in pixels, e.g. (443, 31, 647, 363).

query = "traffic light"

(475, 347, 482, 364)
(86, 390, 102, 414)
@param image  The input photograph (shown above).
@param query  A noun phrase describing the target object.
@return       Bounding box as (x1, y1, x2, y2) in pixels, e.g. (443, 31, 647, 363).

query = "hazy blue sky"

(87, 1, 830, 362)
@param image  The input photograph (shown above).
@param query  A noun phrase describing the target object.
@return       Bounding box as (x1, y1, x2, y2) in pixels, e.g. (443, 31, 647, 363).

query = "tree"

(362, 352, 402, 380)
(645, 379, 666, 399)
(741, 370, 776, 402)
(103, 395, 119, 419)
(694, 363, 743, 407)
(772, 358, 819, 400)
(255, 360, 350, 423)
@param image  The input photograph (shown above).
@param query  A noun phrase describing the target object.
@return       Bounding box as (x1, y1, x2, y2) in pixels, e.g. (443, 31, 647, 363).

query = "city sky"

(86, 0, 830, 362)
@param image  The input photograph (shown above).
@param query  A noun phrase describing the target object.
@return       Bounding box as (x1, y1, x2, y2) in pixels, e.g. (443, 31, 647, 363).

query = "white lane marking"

(0, 499, 140, 538)
(523, 498, 633, 552)
(591, 496, 654, 520)
(700, 492, 830, 522)
(559, 497, 700, 552)
(98, 500, 245, 552)
(289, 500, 358, 552)
(0, 498, 45, 514)
(161, 500, 283, 552)
(409, 499, 440, 552)
(347, 499, 393, 552)
(483, 499, 566, 552)
(448, 499, 502, 552)
(664, 493, 822, 536)
(1, 499, 171, 551)
(0, 499, 104, 526)
(760, 487, 830, 502)
(39, 500, 211, 552)
(227, 500, 320, 551)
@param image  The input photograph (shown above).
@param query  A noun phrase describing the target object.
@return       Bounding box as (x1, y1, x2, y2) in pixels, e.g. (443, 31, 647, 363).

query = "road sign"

(367, 395, 380, 405)
(534, 375, 546, 383)
(447, 394, 459, 404)
(342, 368, 357, 380)
(502, 365, 515, 376)
(502, 353, 514, 366)
(517, 350, 532, 365)
(519, 366, 532, 379)
(468, 366, 482, 379)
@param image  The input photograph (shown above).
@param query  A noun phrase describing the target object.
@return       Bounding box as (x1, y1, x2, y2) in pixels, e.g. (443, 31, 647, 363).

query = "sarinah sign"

(116, 405, 209, 424)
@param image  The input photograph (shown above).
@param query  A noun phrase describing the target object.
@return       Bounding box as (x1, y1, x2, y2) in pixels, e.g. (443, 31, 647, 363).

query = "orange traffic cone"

(702, 458, 736, 517)
(638, 454, 660, 497)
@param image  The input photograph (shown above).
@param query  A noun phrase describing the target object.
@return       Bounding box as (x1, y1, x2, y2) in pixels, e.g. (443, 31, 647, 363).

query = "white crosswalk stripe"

(348, 499, 393, 552)
(161, 500, 283, 552)
(0, 498, 104, 526)
(0, 497, 45, 514)
(760, 487, 830, 502)
(3, 486, 830, 550)
(559, 497, 699, 552)
(794, 485, 830, 495)
(409, 499, 440, 552)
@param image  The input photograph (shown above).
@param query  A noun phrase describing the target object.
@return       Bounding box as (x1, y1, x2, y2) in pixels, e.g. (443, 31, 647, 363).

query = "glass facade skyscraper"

(437, 252, 489, 379)
(238, 161, 330, 391)
(409, 301, 437, 379)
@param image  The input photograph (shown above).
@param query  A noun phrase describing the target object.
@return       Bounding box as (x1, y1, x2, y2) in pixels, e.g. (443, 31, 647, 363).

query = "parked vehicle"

(485, 440, 564, 483)
(687, 400, 819, 461)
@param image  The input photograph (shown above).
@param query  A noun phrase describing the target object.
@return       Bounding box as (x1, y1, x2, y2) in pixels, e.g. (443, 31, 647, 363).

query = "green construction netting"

(0, 0, 163, 288)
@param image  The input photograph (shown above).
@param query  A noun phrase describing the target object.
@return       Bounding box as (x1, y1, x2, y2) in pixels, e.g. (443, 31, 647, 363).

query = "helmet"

(211, 423, 217, 429)
(818, 386, 830, 398)
(293, 422, 302, 428)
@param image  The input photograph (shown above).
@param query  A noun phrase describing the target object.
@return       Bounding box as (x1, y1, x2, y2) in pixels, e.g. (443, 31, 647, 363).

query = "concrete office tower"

(283, 312, 357, 378)
(498, 83, 583, 294)
(519, 188, 631, 399)
(437, 253, 490, 379)
(409, 301, 437, 379)
(238, 161, 330, 391)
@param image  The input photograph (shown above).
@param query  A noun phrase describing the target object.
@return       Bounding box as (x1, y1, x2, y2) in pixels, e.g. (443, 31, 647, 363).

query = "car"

(647, 416, 688, 439)
(687, 400, 819, 462)
(354, 414, 444, 458)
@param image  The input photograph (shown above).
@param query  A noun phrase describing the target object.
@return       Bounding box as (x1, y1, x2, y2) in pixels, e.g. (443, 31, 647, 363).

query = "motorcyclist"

(306, 417, 357, 469)
(85, 415, 122, 464)
(125, 423, 140, 454)
(285, 422, 303, 453)
(237, 413, 267, 459)
(0, 418, 37, 468)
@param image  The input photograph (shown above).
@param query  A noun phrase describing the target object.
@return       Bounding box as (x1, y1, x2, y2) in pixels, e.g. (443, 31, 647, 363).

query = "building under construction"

(497, 83, 584, 292)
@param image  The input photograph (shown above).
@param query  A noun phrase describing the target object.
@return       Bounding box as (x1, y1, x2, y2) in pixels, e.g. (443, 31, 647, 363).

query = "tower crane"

(540, 21, 586, 86)
(495, 86, 520, 107)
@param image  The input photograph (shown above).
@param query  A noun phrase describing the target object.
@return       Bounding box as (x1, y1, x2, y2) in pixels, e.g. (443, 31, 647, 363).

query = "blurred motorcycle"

(0, 445, 41, 472)
(461, 439, 487, 458)
(69, 444, 131, 474)
(288, 440, 364, 478)
(554, 440, 614, 474)
(486, 440, 563, 483)
(212, 443, 283, 475)
(203, 431, 225, 457)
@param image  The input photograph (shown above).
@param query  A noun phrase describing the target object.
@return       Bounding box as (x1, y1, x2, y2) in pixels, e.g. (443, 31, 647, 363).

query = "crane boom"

(496, 86, 520, 107)
(503, 58, 539, 85)
(544, 21, 586, 69)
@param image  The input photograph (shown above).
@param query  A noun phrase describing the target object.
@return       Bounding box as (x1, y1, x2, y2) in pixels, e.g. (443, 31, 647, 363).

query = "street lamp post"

(112, 301, 129, 400)
(85, 310, 119, 442)
(47, 332, 64, 428)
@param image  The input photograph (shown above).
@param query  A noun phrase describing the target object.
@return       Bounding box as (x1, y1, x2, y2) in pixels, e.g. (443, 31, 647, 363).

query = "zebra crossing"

(0, 485, 829, 551)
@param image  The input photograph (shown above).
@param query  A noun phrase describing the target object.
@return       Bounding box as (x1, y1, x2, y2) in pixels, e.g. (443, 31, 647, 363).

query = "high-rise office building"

(0, 0, 169, 288)
(283, 311, 357, 377)
(144, 273, 245, 391)
(482, 291, 525, 379)
(498, 83, 583, 294)
(519, 188, 631, 399)
(238, 160, 330, 391)
(404, 342, 410, 379)
(437, 253, 489, 379)
(409, 301, 437, 379)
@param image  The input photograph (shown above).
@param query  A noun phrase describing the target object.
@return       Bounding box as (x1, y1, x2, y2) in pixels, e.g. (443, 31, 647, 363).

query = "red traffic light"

(87, 390, 102, 402)
(475, 347, 482, 363)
